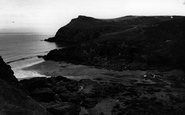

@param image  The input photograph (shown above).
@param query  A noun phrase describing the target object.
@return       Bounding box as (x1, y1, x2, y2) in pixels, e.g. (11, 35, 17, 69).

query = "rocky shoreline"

(18, 69, 185, 115)
(1, 54, 185, 114)
(1, 15, 185, 115)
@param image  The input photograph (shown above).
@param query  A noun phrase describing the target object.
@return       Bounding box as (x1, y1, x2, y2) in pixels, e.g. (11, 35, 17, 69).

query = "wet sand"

(22, 60, 146, 81)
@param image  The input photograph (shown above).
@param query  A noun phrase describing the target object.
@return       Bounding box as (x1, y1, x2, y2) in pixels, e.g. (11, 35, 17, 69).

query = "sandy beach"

(21, 60, 146, 81)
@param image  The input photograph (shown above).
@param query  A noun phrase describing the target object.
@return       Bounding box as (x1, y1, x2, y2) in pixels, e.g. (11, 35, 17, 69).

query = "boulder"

(45, 102, 81, 115)
(20, 77, 53, 93)
(31, 88, 55, 102)
(78, 79, 103, 97)
(80, 98, 100, 108)
(59, 92, 78, 102)
(55, 78, 78, 92)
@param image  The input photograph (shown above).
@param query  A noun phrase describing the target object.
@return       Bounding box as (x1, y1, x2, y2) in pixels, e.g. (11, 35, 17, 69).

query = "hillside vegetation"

(44, 16, 185, 71)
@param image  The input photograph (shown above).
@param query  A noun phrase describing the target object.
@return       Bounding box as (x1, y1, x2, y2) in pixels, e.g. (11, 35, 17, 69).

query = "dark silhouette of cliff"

(44, 16, 185, 71)
(0, 56, 48, 115)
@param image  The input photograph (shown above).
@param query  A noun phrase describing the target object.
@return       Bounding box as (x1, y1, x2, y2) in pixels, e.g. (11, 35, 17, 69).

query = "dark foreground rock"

(42, 102, 81, 115)
(20, 72, 185, 115)
(0, 56, 18, 86)
(0, 56, 48, 115)
(0, 79, 48, 115)
(43, 16, 185, 71)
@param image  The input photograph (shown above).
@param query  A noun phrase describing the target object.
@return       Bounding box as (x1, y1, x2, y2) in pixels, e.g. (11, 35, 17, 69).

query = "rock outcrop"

(20, 73, 185, 115)
(0, 56, 18, 86)
(0, 56, 48, 115)
(44, 16, 185, 71)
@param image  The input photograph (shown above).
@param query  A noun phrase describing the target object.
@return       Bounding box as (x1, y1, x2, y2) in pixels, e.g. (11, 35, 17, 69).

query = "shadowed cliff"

(46, 15, 174, 43)
(44, 15, 185, 71)
(0, 56, 48, 115)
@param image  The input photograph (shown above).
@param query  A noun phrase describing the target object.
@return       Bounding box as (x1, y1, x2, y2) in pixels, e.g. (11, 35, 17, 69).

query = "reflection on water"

(0, 34, 59, 63)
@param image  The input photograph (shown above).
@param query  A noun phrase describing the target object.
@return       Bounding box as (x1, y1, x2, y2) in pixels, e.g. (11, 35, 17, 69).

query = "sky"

(0, 0, 185, 35)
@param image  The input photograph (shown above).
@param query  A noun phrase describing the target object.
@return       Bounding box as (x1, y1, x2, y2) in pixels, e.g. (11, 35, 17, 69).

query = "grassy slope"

(44, 16, 185, 71)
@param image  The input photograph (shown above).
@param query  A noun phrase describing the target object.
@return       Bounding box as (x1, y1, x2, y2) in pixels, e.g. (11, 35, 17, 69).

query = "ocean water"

(0, 34, 59, 78)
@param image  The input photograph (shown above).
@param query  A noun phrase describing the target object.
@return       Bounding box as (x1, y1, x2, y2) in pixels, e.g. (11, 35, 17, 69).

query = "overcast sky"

(0, 0, 185, 35)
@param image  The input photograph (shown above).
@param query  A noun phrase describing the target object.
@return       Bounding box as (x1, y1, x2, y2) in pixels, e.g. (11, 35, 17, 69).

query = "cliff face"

(0, 56, 48, 115)
(0, 56, 18, 86)
(44, 16, 185, 71)
(45, 15, 170, 43)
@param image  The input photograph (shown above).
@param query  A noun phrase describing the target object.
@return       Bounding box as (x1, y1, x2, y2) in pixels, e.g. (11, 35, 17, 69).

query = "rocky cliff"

(0, 56, 18, 86)
(44, 16, 185, 71)
(45, 15, 172, 43)
(0, 56, 48, 115)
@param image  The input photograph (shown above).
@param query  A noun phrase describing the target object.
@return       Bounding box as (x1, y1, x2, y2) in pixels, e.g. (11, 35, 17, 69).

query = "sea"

(0, 33, 59, 78)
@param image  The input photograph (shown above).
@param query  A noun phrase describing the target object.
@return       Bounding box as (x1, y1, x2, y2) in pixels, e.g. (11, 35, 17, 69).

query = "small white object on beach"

(144, 74, 147, 78)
